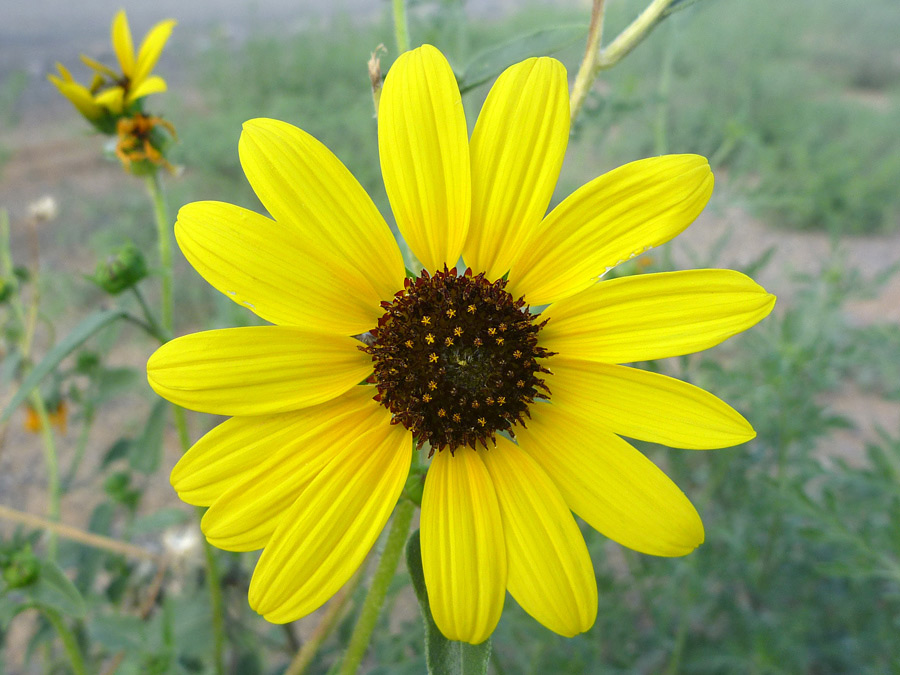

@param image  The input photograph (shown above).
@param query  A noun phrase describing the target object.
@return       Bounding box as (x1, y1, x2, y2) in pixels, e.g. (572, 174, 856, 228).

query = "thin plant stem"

(144, 171, 226, 675)
(570, 0, 607, 124)
(0, 210, 60, 558)
(27, 392, 61, 559)
(338, 499, 416, 675)
(393, 0, 410, 54)
(570, 0, 674, 125)
(131, 285, 169, 342)
(599, 0, 672, 68)
(653, 19, 678, 156)
(200, 507, 226, 675)
(62, 402, 93, 490)
(145, 172, 174, 333)
(0, 504, 164, 564)
(285, 565, 368, 675)
(43, 608, 88, 675)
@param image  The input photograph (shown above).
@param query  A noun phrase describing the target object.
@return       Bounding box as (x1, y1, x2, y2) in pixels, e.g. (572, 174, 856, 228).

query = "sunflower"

(147, 45, 775, 643)
(49, 10, 175, 127)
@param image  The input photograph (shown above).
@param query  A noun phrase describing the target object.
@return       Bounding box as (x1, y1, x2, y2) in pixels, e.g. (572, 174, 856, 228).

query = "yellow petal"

(248, 423, 411, 622)
(127, 75, 167, 103)
(48, 77, 104, 121)
(378, 44, 470, 271)
(133, 19, 176, 85)
(79, 54, 119, 80)
(481, 437, 597, 637)
(111, 10, 135, 77)
(239, 118, 404, 303)
(201, 389, 390, 551)
(421, 446, 506, 644)
(509, 155, 714, 305)
(147, 327, 371, 416)
(547, 358, 755, 449)
(517, 404, 704, 556)
(170, 386, 380, 506)
(542, 269, 776, 363)
(94, 86, 125, 114)
(54, 62, 75, 82)
(464, 57, 569, 280)
(175, 201, 382, 333)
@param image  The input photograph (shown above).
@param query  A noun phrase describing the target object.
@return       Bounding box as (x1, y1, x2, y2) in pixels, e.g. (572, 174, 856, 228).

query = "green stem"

(1, 210, 60, 559)
(596, 0, 672, 68)
(62, 402, 93, 490)
(145, 172, 174, 334)
(653, 19, 677, 156)
(43, 608, 87, 675)
(285, 564, 368, 675)
(393, 0, 410, 53)
(570, 0, 675, 124)
(29, 392, 61, 559)
(131, 285, 169, 342)
(570, 0, 607, 124)
(339, 499, 416, 675)
(144, 171, 226, 675)
(199, 504, 226, 675)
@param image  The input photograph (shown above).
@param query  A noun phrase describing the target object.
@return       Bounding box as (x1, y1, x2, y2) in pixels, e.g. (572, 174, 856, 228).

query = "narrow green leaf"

(26, 559, 87, 619)
(129, 398, 168, 474)
(458, 25, 587, 93)
(101, 438, 133, 469)
(0, 308, 129, 422)
(0, 347, 22, 386)
(405, 530, 491, 675)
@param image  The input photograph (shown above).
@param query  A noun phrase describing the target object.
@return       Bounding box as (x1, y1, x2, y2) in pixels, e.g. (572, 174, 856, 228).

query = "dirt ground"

(1, 85, 900, 671)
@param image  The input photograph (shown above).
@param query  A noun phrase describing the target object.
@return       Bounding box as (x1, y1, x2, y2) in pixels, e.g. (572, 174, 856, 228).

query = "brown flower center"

(361, 267, 553, 454)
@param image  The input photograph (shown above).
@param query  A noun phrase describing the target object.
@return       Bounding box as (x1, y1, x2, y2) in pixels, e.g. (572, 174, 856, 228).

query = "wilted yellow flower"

(24, 400, 67, 435)
(114, 113, 177, 174)
(49, 10, 175, 130)
(148, 45, 775, 643)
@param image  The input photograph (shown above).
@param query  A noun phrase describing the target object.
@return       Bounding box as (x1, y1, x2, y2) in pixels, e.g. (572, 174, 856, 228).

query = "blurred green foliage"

(577, 0, 900, 234)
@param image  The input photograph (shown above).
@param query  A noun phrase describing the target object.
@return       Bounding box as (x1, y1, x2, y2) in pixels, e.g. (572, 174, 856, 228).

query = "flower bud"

(90, 243, 148, 295)
(2, 548, 40, 589)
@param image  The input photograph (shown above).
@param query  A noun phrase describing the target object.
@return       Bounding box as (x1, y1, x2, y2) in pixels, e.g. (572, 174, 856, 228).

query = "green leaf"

(405, 530, 491, 675)
(89, 613, 147, 651)
(93, 366, 140, 405)
(458, 25, 587, 93)
(129, 398, 168, 474)
(0, 308, 129, 423)
(101, 438, 133, 469)
(0, 347, 22, 387)
(24, 559, 87, 619)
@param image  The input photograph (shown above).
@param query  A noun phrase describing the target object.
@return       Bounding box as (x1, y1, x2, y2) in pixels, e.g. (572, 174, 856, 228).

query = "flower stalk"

(393, 0, 410, 54)
(43, 608, 88, 675)
(339, 498, 416, 675)
(143, 171, 226, 675)
(0, 210, 61, 558)
(0, 504, 163, 564)
(570, 0, 675, 123)
(285, 564, 368, 675)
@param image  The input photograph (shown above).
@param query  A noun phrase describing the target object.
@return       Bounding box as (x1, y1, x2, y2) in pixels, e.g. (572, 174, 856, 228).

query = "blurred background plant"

(1, 0, 899, 672)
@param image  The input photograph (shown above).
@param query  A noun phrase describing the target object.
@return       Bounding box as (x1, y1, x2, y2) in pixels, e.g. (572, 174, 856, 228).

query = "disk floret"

(362, 267, 553, 453)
